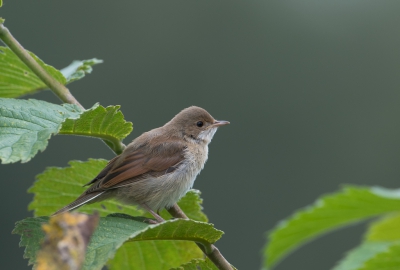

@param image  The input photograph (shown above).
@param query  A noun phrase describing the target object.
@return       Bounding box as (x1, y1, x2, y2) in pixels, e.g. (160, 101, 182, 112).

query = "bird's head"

(166, 106, 230, 143)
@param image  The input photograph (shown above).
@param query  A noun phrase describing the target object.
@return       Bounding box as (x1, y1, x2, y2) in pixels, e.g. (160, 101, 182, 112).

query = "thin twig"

(0, 24, 83, 109)
(0, 23, 126, 155)
(168, 205, 233, 270)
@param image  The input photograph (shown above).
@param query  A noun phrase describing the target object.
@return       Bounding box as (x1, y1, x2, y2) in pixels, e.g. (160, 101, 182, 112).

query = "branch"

(0, 24, 83, 109)
(0, 23, 126, 155)
(168, 205, 233, 270)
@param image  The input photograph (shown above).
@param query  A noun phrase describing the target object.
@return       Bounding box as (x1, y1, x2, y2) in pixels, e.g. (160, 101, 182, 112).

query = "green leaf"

(13, 215, 222, 270)
(0, 98, 82, 163)
(90, 216, 222, 270)
(0, 0, 3, 8)
(0, 46, 65, 98)
(358, 244, 400, 270)
(12, 216, 48, 266)
(170, 258, 218, 270)
(123, 215, 222, 245)
(28, 159, 143, 217)
(0, 46, 102, 98)
(84, 215, 149, 270)
(59, 103, 133, 146)
(0, 101, 128, 164)
(264, 186, 400, 269)
(60, 58, 103, 84)
(111, 241, 201, 270)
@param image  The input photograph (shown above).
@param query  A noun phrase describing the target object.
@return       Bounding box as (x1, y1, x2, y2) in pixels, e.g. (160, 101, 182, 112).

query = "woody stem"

(168, 205, 233, 270)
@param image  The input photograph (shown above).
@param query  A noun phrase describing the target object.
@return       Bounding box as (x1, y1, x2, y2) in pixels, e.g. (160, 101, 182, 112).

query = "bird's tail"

(52, 191, 105, 216)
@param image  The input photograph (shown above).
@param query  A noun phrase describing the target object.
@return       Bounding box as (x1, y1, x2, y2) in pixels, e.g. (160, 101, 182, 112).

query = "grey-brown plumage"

(54, 106, 229, 222)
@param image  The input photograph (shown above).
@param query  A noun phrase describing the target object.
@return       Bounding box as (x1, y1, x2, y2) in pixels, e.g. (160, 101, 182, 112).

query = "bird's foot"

(140, 203, 165, 223)
(143, 218, 159, 224)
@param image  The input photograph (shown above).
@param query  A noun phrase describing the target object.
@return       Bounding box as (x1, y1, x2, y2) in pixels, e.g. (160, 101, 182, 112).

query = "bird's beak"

(212, 120, 230, 127)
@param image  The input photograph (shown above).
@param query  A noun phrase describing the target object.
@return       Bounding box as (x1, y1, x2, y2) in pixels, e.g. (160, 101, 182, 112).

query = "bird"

(53, 106, 229, 223)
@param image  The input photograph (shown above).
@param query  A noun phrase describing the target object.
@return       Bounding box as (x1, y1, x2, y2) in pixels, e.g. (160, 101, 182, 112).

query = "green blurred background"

(2, 1, 400, 269)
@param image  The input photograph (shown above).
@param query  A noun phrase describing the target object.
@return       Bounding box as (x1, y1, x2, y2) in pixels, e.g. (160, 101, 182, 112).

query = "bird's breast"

(157, 145, 208, 208)
(184, 144, 209, 176)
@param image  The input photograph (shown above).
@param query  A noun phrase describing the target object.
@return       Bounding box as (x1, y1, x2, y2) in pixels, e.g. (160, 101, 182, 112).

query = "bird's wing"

(82, 155, 120, 187)
(86, 140, 186, 192)
(53, 139, 186, 216)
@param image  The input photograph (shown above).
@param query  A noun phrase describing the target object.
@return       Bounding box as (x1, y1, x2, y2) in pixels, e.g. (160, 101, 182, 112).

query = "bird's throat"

(197, 127, 218, 144)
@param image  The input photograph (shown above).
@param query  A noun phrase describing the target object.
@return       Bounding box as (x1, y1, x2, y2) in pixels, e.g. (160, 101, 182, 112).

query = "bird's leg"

(141, 203, 165, 223)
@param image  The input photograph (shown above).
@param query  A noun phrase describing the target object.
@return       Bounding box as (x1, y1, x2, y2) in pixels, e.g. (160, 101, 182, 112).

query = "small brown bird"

(54, 106, 229, 222)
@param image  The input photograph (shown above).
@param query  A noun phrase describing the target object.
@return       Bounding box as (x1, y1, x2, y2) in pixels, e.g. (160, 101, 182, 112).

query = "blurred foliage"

(36, 213, 99, 270)
(266, 187, 400, 269)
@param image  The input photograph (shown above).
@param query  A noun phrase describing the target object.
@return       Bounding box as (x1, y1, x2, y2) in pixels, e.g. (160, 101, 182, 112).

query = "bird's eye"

(196, 121, 203, 127)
